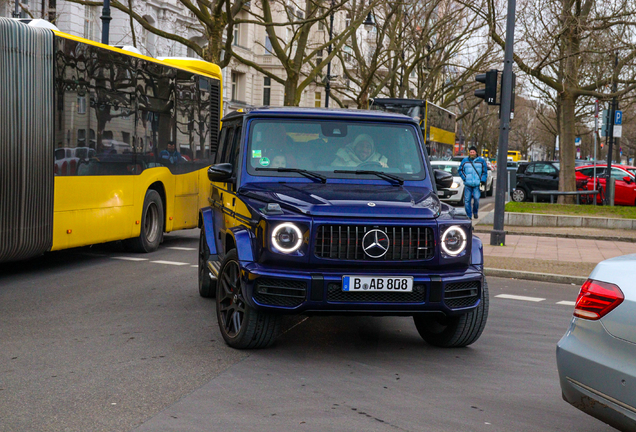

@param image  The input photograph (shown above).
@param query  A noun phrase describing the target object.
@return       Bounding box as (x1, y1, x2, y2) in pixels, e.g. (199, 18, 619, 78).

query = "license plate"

(342, 276, 413, 292)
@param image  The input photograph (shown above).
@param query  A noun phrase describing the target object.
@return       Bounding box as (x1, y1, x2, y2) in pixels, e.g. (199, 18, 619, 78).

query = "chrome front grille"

(314, 225, 435, 261)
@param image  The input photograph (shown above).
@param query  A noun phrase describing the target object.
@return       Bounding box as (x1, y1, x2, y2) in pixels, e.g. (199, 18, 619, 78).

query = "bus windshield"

(247, 119, 426, 180)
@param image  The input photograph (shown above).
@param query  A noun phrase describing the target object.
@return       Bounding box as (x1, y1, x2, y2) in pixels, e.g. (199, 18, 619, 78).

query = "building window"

(263, 77, 271, 106)
(231, 72, 245, 102)
(316, 49, 323, 66)
(83, 6, 93, 40)
(318, 8, 325, 30)
(265, 35, 273, 54)
(233, 25, 240, 46)
(231, 72, 238, 101)
(77, 96, 87, 114)
(315, 91, 321, 108)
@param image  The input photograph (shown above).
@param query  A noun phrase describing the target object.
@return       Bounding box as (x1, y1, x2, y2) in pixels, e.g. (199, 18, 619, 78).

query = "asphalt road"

(0, 229, 612, 432)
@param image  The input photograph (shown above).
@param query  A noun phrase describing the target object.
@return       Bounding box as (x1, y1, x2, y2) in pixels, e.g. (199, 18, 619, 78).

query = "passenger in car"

(330, 134, 388, 168)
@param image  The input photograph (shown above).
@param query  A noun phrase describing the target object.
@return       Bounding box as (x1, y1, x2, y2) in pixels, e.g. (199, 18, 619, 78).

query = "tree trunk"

(558, 93, 577, 204)
(284, 73, 299, 106)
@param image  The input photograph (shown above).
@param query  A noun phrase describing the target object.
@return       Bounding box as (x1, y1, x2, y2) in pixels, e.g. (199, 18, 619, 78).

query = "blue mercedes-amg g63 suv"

(198, 108, 487, 349)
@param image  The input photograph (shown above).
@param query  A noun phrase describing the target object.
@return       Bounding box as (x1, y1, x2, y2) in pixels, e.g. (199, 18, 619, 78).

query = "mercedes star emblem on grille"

(362, 229, 390, 258)
(367, 202, 376, 207)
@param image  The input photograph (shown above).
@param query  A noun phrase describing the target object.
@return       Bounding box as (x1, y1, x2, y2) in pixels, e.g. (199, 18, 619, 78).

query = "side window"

(611, 168, 628, 180)
(215, 127, 228, 165)
(578, 168, 593, 177)
(218, 127, 235, 164)
(534, 163, 556, 174)
(525, 164, 535, 174)
(229, 126, 243, 175)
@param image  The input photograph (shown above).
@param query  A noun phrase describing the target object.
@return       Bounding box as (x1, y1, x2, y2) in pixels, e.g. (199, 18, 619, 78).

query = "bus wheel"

(125, 189, 164, 253)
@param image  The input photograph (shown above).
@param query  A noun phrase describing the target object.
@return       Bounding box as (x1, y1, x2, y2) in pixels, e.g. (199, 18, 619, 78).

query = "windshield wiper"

(333, 170, 404, 185)
(255, 167, 327, 183)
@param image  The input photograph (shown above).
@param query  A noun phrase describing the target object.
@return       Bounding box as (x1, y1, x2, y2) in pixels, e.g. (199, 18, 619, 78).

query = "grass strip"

(505, 202, 636, 219)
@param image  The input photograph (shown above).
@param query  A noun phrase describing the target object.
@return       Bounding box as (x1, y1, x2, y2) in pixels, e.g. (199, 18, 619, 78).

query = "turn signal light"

(574, 279, 624, 320)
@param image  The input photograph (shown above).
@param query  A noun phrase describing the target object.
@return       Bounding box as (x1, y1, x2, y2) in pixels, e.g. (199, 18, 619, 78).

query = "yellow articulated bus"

(0, 18, 222, 263)
(370, 98, 456, 160)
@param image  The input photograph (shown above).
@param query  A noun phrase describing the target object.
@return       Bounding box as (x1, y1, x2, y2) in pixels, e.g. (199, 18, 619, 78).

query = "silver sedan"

(557, 254, 636, 431)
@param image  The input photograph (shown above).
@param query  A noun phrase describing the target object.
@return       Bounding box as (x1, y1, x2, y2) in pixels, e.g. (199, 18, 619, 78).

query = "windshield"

(432, 164, 459, 176)
(246, 119, 426, 181)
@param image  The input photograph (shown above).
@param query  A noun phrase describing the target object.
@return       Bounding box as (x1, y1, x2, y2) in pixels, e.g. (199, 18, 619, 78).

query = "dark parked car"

(512, 161, 560, 202)
(198, 107, 489, 349)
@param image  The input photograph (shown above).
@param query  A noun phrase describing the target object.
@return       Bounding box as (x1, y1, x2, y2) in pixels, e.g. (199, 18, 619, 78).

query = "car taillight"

(574, 279, 624, 320)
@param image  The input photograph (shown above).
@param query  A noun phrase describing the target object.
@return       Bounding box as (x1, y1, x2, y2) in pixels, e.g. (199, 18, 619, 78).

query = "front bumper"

(238, 262, 484, 315)
(556, 317, 636, 431)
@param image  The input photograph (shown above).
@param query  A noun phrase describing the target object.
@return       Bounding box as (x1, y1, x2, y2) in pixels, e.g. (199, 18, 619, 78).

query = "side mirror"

(434, 169, 453, 189)
(623, 176, 633, 184)
(208, 163, 233, 182)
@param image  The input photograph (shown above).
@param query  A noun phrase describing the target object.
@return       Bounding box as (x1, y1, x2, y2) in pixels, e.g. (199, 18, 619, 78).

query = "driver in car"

(331, 134, 388, 168)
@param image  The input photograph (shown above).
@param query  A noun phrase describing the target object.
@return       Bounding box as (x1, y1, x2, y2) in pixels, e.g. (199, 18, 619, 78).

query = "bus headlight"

(441, 225, 467, 256)
(271, 223, 303, 253)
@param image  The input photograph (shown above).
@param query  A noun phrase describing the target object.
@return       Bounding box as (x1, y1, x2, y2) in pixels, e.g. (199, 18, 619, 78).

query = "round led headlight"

(441, 225, 467, 256)
(271, 223, 303, 253)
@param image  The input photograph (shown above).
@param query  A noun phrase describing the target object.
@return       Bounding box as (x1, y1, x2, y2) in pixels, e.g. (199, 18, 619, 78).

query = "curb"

(485, 268, 587, 285)
(474, 228, 636, 243)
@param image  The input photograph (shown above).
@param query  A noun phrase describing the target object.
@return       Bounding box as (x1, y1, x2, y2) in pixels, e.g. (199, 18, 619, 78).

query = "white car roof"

(430, 161, 461, 166)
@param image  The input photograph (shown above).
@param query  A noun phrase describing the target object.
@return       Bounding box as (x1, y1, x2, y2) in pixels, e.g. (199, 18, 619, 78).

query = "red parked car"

(576, 164, 636, 206)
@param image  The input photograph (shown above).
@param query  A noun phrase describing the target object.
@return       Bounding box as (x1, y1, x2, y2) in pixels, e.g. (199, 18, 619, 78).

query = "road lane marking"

(557, 301, 576, 306)
(190, 265, 198, 268)
(151, 260, 190, 266)
(495, 294, 545, 302)
(167, 247, 197, 251)
(112, 257, 149, 261)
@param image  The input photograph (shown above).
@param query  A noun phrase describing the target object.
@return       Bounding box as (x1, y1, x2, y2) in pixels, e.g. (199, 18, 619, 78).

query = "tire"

(511, 188, 526, 202)
(198, 229, 216, 298)
(216, 249, 281, 349)
(125, 189, 164, 252)
(413, 278, 489, 348)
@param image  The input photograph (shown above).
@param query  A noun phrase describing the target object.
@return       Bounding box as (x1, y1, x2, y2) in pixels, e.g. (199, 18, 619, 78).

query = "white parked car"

(430, 161, 465, 204)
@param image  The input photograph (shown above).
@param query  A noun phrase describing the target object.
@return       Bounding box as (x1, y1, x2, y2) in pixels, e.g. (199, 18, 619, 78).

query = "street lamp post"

(13, 0, 21, 17)
(324, 1, 335, 108)
(490, 0, 517, 247)
(101, 0, 112, 45)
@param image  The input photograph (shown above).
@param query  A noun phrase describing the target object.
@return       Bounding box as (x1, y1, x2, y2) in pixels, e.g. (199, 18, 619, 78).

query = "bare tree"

(470, 0, 636, 202)
(66, 0, 247, 67)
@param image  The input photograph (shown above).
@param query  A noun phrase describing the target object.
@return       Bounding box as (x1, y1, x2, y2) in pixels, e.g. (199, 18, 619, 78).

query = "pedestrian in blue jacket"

(459, 146, 488, 219)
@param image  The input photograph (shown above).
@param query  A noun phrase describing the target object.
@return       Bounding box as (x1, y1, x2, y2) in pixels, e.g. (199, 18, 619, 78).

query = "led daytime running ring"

(271, 223, 303, 253)
(441, 225, 467, 256)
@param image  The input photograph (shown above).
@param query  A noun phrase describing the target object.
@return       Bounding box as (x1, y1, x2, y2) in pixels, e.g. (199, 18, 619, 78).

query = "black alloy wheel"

(216, 249, 281, 349)
(414, 279, 489, 348)
(218, 257, 244, 337)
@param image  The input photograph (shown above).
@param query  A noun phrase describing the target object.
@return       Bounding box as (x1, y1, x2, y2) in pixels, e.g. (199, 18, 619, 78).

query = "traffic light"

(475, 69, 498, 105)
(601, 109, 610, 137)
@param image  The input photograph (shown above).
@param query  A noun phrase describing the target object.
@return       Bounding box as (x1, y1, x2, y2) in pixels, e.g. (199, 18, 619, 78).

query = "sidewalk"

(473, 205, 636, 284)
